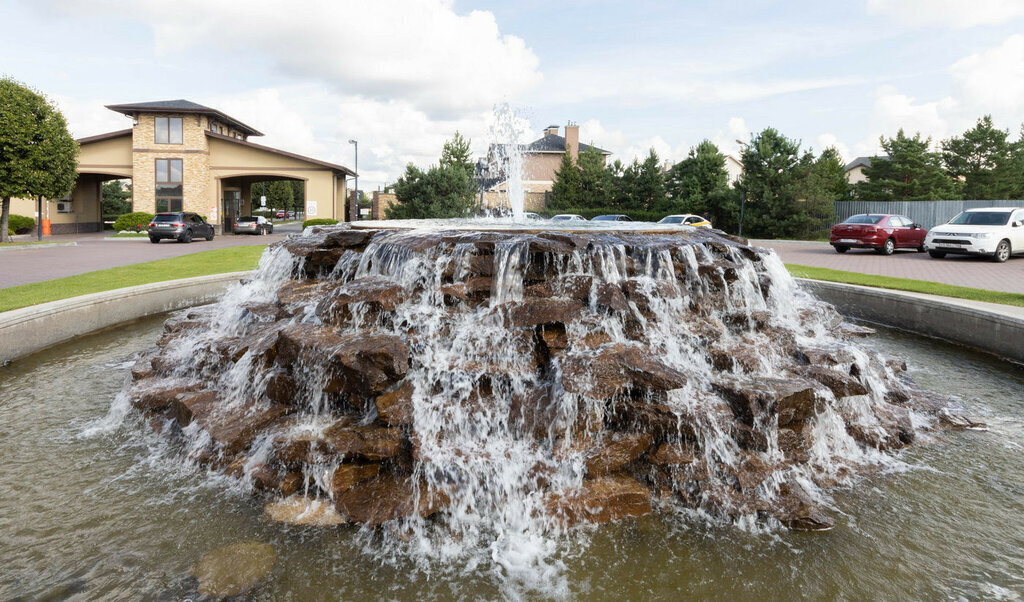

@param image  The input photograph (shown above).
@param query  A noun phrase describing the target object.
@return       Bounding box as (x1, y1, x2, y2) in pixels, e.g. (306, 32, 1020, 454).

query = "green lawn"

(786, 264, 1024, 308)
(0, 246, 266, 312)
(109, 232, 149, 238)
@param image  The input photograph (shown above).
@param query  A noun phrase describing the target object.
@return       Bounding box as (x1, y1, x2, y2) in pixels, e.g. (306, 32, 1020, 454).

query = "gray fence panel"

(834, 200, 1024, 229)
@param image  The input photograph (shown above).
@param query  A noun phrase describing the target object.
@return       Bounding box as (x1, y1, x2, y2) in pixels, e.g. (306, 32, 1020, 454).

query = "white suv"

(924, 207, 1024, 262)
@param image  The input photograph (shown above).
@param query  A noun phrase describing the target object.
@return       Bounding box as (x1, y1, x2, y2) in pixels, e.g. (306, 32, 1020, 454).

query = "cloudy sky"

(4, 0, 1024, 191)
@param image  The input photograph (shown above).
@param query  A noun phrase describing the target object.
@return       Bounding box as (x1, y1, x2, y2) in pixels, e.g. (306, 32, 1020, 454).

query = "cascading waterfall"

(488, 103, 529, 218)
(119, 222, 964, 590)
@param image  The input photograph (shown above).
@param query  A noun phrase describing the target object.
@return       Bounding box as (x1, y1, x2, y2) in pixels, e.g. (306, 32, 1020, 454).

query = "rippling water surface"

(0, 316, 1021, 599)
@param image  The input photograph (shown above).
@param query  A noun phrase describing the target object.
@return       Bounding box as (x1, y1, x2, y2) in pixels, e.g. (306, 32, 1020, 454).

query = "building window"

(155, 117, 183, 144)
(155, 158, 183, 212)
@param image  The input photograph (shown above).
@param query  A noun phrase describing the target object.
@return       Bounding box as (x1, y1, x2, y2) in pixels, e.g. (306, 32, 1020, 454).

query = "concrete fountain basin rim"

(347, 219, 727, 235)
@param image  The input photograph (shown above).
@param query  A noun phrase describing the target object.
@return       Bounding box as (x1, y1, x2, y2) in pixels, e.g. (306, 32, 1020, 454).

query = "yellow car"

(658, 214, 712, 228)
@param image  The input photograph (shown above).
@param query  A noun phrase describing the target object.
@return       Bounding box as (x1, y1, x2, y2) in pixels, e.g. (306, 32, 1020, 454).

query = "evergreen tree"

(101, 180, 132, 219)
(386, 163, 476, 219)
(266, 180, 294, 211)
(439, 131, 474, 174)
(790, 148, 843, 238)
(614, 150, 665, 211)
(0, 78, 79, 241)
(736, 128, 803, 238)
(854, 129, 960, 202)
(661, 140, 730, 215)
(577, 146, 610, 208)
(291, 180, 305, 208)
(550, 153, 582, 209)
(942, 115, 1013, 200)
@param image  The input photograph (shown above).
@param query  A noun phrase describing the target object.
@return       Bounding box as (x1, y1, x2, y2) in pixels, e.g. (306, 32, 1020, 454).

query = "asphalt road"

(0, 222, 303, 289)
(757, 240, 1024, 295)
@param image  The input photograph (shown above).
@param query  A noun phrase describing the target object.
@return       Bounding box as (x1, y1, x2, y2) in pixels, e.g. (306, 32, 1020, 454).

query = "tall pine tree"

(854, 129, 959, 202)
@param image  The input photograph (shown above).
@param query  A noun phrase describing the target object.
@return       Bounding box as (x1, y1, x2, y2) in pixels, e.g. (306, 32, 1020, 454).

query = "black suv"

(148, 212, 215, 243)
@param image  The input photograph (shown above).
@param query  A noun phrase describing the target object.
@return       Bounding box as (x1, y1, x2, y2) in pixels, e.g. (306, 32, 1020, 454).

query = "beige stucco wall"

(207, 137, 344, 222)
(846, 165, 868, 185)
(78, 135, 132, 178)
(523, 153, 563, 183)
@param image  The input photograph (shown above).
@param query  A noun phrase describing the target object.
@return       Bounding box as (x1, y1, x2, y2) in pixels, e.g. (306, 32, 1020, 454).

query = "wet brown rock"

(277, 279, 333, 306)
(170, 391, 290, 455)
(775, 483, 835, 531)
(466, 253, 495, 277)
(795, 365, 868, 398)
(315, 278, 405, 324)
(502, 298, 586, 328)
(278, 472, 304, 497)
(549, 474, 653, 525)
(264, 495, 347, 526)
(797, 345, 856, 367)
(130, 358, 155, 382)
(561, 343, 688, 399)
(594, 282, 629, 312)
(537, 325, 570, 353)
(274, 433, 329, 465)
(622, 279, 680, 311)
(938, 411, 987, 430)
(375, 380, 415, 425)
(839, 322, 876, 338)
(585, 432, 654, 476)
(264, 371, 298, 405)
(276, 324, 408, 396)
(323, 421, 403, 460)
(192, 541, 276, 598)
(330, 463, 382, 494)
(713, 376, 820, 427)
(334, 475, 448, 526)
(323, 228, 375, 248)
(131, 382, 194, 411)
(649, 441, 696, 465)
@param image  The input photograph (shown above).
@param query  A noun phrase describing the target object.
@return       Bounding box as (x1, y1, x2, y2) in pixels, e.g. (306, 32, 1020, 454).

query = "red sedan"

(829, 214, 927, 255)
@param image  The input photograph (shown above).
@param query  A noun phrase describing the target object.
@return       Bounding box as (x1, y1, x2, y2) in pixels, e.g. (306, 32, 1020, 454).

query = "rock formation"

(127, 224, 961, 535)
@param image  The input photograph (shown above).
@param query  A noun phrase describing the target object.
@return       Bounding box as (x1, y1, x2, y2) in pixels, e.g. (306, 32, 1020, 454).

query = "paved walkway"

(756, 240, 1024, 295)
(0, 223, 301, 288)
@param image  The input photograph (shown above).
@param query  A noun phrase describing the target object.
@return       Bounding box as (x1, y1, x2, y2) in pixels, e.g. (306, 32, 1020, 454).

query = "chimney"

(544, 125, 559, 136)
(564, 122, 580, 162)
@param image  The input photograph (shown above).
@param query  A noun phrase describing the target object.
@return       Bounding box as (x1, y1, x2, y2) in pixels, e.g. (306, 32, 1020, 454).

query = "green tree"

(736, 128, 803, 238)
(577, 147, 611, 208)
(439, 131, 474, 174)
(613, 150, 666, 211)
(0, 78, 79, 241)
(550, 153, 582, 209)
(790, 148, 844, 238)
(291, 180, 305, 208)
(661, 140, 730, 215)
(267, 180, 294, 211)
(386, 163, 477, 219)
(854, 129, 960, 202)
(101, 179, 132, 219)
(942, 115, 1013, 200)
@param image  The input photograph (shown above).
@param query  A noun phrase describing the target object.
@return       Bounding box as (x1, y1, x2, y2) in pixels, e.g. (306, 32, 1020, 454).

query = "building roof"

(105, 99, 264, 137)
(844, 156, 887, 171)
(524, 133, 611, 155)
(76, 129, 132, 144)
(205, 131, 356, 177)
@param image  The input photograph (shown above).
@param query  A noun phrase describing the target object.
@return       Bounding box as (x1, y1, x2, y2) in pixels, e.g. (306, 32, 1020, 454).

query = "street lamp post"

(348, 139, 358, 222)
(735, 139, 748, 237)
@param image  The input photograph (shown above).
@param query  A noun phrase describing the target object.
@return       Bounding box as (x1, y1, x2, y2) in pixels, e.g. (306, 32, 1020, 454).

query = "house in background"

(844, 156, 885, 185)
(9, 99, 355, 234)
(724, 155, 743, 184)
(476, 123, 612, 210)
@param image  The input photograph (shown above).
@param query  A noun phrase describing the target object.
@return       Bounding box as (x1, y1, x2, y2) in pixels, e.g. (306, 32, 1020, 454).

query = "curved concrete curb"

(0, 271, 252, 363)
(799, 278, 1024, 363)
(0, 242, 78, 252)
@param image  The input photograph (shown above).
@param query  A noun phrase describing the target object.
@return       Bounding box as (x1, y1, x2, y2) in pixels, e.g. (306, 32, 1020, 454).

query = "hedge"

(302, 218, 339, 228)
(8, 214, 36, 234)
(113, 212, 155, 232)
(253, 210, 277, 219)
(535, 207, 666, 222)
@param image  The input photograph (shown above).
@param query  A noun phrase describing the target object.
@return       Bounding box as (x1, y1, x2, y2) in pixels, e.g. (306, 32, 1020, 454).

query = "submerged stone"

(191, 541, 276, 597)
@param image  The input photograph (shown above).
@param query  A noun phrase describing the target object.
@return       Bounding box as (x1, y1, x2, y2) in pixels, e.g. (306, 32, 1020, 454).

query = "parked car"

(234, 215, 274, 235)
(658, 214, 712, 228)
(275, 210, 288, 219)
(591, 214, 632, 222)
(829, 214, 926, 255)
(551, 214, 586, 221)
(147, 212, 215, 244)
(523, 212, 542, 220)
(924, 207, 1024, 262)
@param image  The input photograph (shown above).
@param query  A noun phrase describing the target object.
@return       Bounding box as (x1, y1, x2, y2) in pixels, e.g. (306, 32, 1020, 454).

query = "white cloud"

(950, 34, 1024, 114)
(728, 117, 749, 141)
(866, 0, 1024, 28)
(42, 0, 542, 117)
(814, 133, 851, 163)
(49, 94, 130, 138)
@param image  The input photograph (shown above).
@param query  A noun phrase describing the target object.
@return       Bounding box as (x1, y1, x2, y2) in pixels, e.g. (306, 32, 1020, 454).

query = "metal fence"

(834, 200, 1024, 230)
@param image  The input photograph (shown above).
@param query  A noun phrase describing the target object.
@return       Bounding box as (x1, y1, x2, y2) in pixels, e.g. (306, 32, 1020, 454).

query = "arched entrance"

(217, 174, 306, 233)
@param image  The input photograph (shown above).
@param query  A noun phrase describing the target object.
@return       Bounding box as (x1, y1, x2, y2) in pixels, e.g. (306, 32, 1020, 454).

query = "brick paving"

(756, 240, 1024, 295)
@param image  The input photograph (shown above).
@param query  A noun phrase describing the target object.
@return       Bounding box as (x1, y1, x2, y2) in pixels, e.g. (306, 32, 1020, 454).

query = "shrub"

(253, 210, 277, 219)
(302, 218, 339, 228)
(113, 212, 155, 233)
(8, 214, 35, 234)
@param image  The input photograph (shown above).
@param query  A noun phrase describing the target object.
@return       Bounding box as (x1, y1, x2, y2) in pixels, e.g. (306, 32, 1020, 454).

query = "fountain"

(486, 103, 530, 218)
(115, 221, 980, 590)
